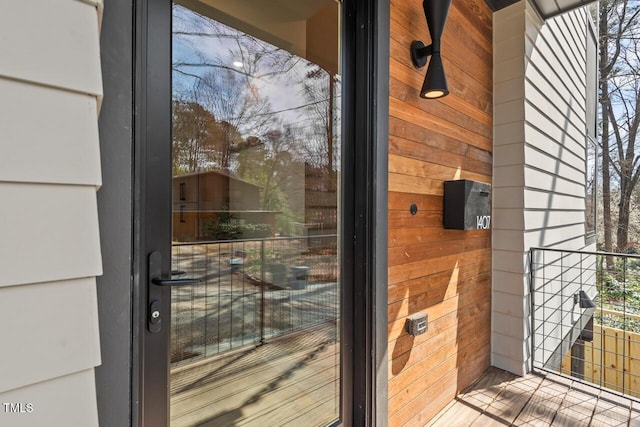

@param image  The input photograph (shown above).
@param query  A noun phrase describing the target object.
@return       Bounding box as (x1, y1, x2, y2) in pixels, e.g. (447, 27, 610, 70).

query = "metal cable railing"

(531, 247, 640, 400)
(169, 235, 339, 366)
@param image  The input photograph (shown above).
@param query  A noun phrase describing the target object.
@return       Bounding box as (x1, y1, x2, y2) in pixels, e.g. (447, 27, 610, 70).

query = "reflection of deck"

(170, 323, 340, 427)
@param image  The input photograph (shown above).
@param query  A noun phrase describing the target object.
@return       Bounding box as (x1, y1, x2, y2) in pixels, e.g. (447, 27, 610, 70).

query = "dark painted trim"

(374, 0, 390, 422)
(132, 0, 173, 425)
(343, 0, 389, 423)
(95, 1, 134, 426)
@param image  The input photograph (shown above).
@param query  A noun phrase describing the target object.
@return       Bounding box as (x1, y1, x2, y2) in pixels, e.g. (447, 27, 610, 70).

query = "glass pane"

(169, 1, 341, 426)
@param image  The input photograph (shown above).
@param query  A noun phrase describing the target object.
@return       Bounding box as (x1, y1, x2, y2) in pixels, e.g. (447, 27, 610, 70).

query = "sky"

(171, 5, 329, 135)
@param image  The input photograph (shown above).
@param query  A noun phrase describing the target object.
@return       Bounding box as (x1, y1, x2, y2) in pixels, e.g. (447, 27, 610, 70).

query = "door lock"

(149, 300, 162, 333)
(147, 251, 201, 333)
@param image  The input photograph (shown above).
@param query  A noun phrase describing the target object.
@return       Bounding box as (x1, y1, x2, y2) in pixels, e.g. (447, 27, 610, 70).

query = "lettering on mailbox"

(476, 215, 491, 230)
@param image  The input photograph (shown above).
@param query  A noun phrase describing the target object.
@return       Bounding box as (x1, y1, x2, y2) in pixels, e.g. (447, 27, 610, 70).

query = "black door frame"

(131, 0, 388, 425)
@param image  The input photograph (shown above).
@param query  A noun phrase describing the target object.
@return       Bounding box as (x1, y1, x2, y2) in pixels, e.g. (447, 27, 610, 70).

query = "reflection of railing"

(531, 248, 640, 400)
(170, 235, 339, 366)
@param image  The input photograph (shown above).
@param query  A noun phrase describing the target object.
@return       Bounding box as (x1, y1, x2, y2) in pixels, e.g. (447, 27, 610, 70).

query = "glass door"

(167, 1, 342, 425)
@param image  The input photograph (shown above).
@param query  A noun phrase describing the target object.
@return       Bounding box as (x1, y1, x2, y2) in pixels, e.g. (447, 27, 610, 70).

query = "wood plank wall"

(388, 0, 493, 425)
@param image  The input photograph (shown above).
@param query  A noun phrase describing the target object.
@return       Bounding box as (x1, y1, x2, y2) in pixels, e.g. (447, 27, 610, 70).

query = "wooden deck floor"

(428, 367, 640, 427)
(170, 323, 339, 427)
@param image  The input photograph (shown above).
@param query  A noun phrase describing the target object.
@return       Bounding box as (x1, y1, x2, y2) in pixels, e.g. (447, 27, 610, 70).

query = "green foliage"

(596, 257, 640, 331)
(205, 207, 274, 241)
(235, 129, 303, 236)
(599, 272, 636, 302)
(206, 207, 242, 240)
(238, 223, 273, 239)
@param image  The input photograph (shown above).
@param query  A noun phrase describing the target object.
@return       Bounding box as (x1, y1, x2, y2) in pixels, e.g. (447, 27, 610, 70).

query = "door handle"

(152, 277, 200, 286)
(147, 251, 201, 333)
(149, 252, 200, 286)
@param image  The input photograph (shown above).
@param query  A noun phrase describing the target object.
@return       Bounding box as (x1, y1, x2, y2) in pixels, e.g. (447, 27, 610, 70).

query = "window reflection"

(169, 3, 341, 426)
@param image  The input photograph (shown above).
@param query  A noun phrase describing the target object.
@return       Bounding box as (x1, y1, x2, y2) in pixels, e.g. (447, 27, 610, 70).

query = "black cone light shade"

(410, 0, 452, 99)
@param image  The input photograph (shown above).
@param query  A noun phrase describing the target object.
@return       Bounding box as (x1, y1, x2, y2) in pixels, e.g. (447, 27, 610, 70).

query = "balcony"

(428, 367, 640, 426)
(530, 248, 640, 399)
(429, 248, 640, 426)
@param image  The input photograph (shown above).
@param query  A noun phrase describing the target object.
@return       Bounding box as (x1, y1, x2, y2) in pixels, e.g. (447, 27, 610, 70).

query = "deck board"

(552, 386, 598, 425)
(430, 367, 639, 427)
(482, 375, 543, 425)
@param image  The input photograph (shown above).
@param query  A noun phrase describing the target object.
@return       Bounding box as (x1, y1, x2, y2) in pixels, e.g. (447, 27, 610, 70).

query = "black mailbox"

(443, 179, 491, 230)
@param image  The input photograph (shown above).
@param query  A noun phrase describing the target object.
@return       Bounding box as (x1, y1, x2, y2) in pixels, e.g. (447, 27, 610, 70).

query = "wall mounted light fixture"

(410, 0, 452, 99)
(574, 290, 596, 309)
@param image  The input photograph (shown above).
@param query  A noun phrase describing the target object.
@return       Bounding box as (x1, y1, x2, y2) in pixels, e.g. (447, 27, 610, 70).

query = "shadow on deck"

(428, 367, 640, 426)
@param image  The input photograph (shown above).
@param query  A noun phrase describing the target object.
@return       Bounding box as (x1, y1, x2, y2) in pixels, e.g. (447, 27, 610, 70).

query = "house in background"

(172, 171, 277, 241)
(0, 0, 600, 426)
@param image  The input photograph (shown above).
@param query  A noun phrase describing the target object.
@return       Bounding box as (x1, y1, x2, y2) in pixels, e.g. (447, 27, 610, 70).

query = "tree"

(172, 100, 217, 175)
(299, 64, 341, 193)
(599, 0, 640, 254)
(193, 69, 271, 172)
(236, 128, 304, 235)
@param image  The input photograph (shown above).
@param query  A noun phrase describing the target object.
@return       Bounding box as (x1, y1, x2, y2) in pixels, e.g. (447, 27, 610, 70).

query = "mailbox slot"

(443, 179, 491, 230)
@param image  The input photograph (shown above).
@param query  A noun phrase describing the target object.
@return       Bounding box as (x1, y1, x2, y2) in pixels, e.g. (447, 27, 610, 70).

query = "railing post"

(623, 255, 627, 394)
(530, 248, 536, 372)
(560, 251, 564, 372)
(598, 254, 603, 388)
(260, 239, 265, 345)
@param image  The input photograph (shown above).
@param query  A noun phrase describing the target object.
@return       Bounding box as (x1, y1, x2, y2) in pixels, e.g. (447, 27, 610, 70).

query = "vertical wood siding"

(0, 0, 103, 425)
(388, 0, 493, 425)
(493, 1, 595, 376)
(561, 323, 640, 398)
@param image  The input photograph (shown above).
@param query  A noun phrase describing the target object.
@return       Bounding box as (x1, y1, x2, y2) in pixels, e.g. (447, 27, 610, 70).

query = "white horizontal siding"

(0, 78, 101, 186)
(494, 122, 525, 147)
(493, 208, 526, 230)
(524, 167, 585, 195)
(494, 165, 526, 187)
(525, 110, 585, 158)
(494, 230, 526, 252)
(0, 0, 102, 97)
(493, 250, 529, 275)
(524, 209, 586, 229)
(0, 0, 102, 421)
(493, 311, 528, 339)
(524, 100, 586, 151)
(524, 188, 585, 210)
(525, 68, 585, 127)
(495, 78, 525, 105)
(493, 143, 525, 167)
(524, 138, 584, 173)
(0, 278, 100, 394)
(493, 0, 593, 375)
(524, 224, 587, 248)
(492, 331, 529, 363)
(493, 187, 525, 207)
(495, 99, 526, 125)
(494, 5, 526, 41)
(0, 369, 98, 427)
(525, 154, 585, 187)
(0, 183, 102, 287)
